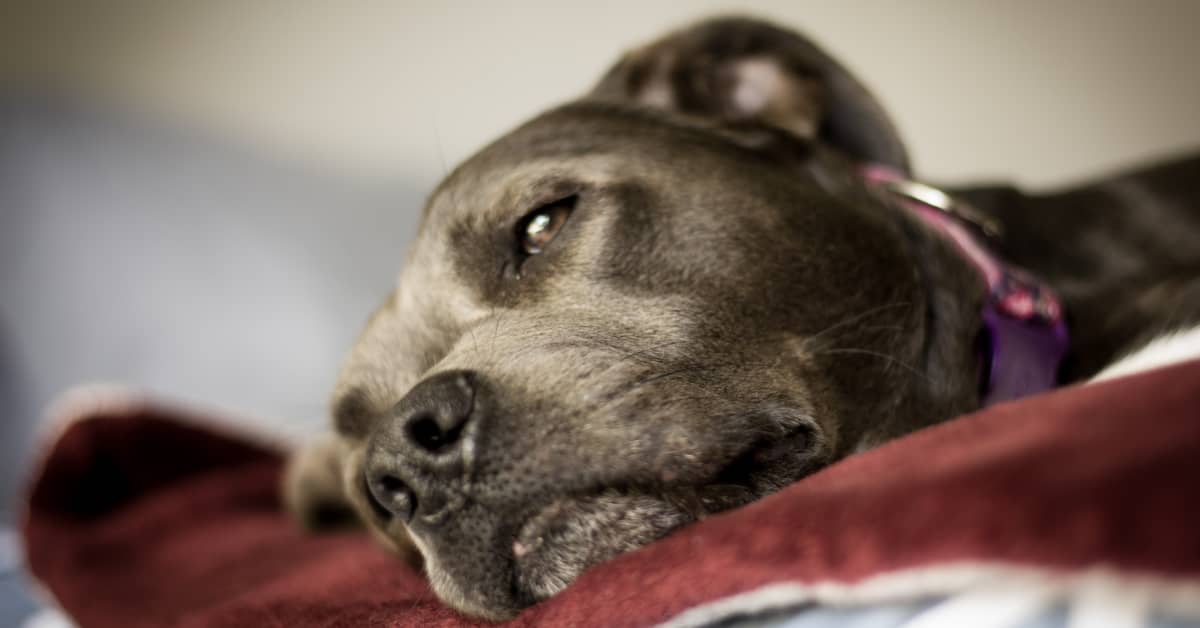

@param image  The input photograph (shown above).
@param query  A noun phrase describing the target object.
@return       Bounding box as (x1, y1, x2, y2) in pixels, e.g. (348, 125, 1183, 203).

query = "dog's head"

(286, 17, 985, 620)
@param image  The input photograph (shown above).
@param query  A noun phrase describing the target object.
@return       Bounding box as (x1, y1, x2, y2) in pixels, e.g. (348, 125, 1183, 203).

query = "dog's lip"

(510, 452, 794, 558)
(509, 492, 623, 561)
(509, 422, 814, 563)
(505, 488, 694, 606)
(511, 498, 567, 560)
(508, 485, 698, 562)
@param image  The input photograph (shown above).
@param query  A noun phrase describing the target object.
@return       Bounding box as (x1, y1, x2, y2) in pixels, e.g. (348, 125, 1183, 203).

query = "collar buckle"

(879, 178, 1004, 239)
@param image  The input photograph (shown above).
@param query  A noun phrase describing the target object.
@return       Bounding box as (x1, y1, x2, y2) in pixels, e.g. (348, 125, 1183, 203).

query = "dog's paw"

(282, 436, 360, 531)
(283, 436, 424, 567)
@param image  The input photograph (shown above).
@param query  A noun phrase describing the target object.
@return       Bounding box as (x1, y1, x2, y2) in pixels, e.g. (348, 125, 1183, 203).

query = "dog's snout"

(364, 370, 482, 522)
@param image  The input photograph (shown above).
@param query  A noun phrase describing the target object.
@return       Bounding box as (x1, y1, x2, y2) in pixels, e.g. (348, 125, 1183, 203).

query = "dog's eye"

(517, 196, 575, 256)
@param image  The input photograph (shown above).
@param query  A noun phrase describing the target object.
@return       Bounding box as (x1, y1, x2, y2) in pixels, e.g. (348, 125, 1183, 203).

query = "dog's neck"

(863, 165, 1069, 406)
(943, 155, 1200, 381)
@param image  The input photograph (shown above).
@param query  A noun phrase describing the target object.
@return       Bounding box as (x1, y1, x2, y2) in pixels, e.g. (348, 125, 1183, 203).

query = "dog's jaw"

(511, 492, 690, 602)
(378, 411, 825, 617)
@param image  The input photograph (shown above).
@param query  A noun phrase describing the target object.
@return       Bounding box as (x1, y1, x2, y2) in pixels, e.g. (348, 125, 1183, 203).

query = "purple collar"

(862, 165, 1069, 406)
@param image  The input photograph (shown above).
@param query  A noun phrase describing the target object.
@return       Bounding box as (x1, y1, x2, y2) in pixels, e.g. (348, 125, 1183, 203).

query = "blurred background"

(2, 0, 1200, 539)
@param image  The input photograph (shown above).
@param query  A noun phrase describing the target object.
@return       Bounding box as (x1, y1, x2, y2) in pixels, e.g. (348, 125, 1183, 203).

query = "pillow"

(22, 361, 1200, 627)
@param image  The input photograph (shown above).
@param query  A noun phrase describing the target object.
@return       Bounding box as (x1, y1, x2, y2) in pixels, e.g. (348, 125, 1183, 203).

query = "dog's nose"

(397, 370, 478, 455)
(364, 370, 480, 522)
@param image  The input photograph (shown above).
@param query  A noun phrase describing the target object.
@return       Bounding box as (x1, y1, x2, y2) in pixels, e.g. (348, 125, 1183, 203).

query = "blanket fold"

(22, 362, 1200, 627)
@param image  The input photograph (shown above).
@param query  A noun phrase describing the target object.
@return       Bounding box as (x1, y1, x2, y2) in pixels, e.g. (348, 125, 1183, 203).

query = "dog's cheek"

(515, 495, 688, 601)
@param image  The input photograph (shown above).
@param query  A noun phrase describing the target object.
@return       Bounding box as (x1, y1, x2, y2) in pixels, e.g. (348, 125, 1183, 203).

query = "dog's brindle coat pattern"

(284, 17, 1200, 620)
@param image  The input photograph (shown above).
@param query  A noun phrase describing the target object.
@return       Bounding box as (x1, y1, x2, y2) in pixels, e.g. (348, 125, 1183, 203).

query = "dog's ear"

(283, 436, 359, 530)
(590, 16, 909, 172)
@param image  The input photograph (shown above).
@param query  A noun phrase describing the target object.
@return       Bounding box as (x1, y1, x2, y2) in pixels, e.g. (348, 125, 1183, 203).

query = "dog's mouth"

(505, 424, 817, 605)
(374, 415, 820, 619)
(509, 490, 691, 604)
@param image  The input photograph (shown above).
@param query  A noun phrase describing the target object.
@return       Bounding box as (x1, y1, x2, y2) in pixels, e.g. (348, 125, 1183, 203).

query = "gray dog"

(285, 16, 1200, 620)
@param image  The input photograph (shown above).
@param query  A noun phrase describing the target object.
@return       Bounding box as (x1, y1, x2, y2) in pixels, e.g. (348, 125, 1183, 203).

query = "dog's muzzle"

(364, 370, 481, 525)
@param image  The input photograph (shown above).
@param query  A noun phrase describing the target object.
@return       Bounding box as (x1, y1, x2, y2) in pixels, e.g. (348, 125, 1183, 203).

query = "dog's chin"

(511, 491, 692, 603)
(414, 491, 694, 621)
(509, 427, 820, 605)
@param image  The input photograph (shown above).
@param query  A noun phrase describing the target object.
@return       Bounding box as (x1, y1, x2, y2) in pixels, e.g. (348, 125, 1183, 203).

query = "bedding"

(21, 361, 1200, 627)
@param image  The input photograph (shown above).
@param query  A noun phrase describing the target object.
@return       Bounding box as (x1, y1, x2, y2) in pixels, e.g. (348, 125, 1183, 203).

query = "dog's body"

(949, 160, 1200, 380)
(285, 17, 1200, 620)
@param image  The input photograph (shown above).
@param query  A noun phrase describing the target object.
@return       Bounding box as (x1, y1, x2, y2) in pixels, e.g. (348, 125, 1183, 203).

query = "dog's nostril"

(366, 473, 417, 522)
(407, 413, 464, 453)
(390, 370, 478, 457)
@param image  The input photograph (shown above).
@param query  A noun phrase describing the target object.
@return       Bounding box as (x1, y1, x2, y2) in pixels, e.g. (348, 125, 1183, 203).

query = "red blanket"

(22, 362, 1200, 627)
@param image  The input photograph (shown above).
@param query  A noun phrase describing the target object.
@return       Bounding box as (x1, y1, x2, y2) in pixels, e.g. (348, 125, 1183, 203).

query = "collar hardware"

(878, 178, 1004, 239)
(861, 165, 1069, 406)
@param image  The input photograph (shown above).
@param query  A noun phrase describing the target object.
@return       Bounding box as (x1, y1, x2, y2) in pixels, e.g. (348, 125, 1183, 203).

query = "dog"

(283, 16, 1200, 620)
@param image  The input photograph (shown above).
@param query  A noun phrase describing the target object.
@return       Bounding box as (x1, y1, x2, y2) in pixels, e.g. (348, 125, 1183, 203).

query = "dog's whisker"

(578, 365, 725, 417)
(467, 322, 482, 359)
(800, 301, 911, 352)
(803, 324, 907, 355)
(431, 116, 449, 177)
(613, 361, 740, 405)
(494, 336, 626, 371)
(488, 306, 506, 363)
(631, 363, 709, 389)
(817, 347, 933, 384)
(595, 339, 688, 375)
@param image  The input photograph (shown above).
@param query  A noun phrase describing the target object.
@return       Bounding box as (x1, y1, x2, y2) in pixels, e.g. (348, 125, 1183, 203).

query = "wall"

(4, 1, 1199, 189)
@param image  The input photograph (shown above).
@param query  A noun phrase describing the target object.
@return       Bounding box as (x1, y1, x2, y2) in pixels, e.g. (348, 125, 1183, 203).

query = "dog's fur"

(284, 17, 1200, 620)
